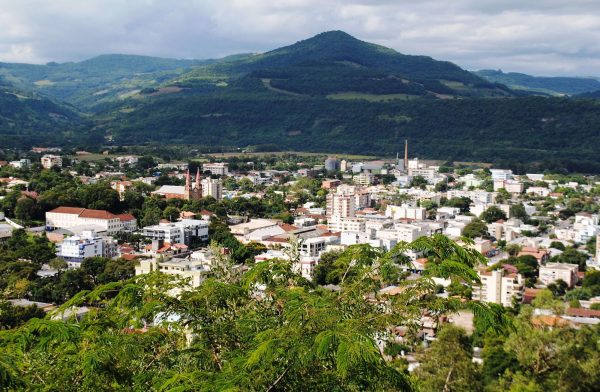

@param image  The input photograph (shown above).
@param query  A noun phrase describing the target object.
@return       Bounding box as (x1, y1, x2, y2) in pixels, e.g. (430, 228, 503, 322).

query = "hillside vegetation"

(476, 69, 600, 96)
(3, 31, 600, 172)
(0, 54, 207, 110)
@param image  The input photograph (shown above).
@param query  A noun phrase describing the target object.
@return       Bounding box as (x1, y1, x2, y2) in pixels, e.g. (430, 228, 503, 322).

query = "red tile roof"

(49, 206, 123, 220)
(566, 308, 600, 318)
(49, 206, 86, 215)
(79, 209, 117, 220)
(116, 213, 136, 222)
(278, 223, 298, 232)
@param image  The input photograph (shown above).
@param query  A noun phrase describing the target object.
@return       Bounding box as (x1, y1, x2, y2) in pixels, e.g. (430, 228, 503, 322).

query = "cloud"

(0, 0, 599, 75)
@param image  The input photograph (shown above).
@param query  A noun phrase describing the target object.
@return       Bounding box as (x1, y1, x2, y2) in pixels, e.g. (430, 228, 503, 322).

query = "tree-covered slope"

(102, 88, 600, 172)
(0, 54, 208, 110)
(0, 77, 87, 147)
(176, 31, 512, 98)
(476, 69, 600, 96)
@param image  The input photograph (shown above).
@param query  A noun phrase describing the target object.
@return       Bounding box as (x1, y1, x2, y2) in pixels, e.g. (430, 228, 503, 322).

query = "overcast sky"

(1, 0, 600, 76)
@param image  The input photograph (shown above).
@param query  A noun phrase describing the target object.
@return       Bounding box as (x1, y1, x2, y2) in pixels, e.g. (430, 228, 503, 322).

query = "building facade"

(473, 268, 523, 307)
(41, 155, 62, 169)
(46, 207, 137, 235)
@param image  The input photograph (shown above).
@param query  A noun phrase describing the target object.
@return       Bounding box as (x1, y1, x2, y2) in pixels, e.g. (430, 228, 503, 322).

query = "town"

(1, 144, 599, 389)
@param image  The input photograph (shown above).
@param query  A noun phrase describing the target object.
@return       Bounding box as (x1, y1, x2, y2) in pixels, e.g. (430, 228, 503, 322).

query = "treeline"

(103, 93, 600, 173)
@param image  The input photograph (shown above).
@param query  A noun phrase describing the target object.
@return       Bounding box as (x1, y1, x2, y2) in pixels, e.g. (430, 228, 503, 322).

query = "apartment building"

(473, 268, 524, 307)
(141, 219, 209, 245)
(56, 231, 119, 266)
(326, 185, 356, 219)
(40, 155, 62, 169)
(385, 204, 426, 220)
(202, 162, 229, 176)
(539, 263, 579, 287)
(201, 177, 223, 200)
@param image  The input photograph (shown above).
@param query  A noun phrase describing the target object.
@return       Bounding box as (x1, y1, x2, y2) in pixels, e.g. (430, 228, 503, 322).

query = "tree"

(547, 279, 568, 297)
(0, 235, 511, 391)
(509, 203, 527, 220)
(415, 325, 483, 391)
(0, 301, 46, 329)
(549, 241, 565, 251)
(141, 206, 162, 227)
(481, 206, 507, 223)
(445, 197, 472, 214)
(462, 219, 488, 239)
(410, 175, 428, 189)
(14, 196, 37, 222)
(163, 206, 180, 222)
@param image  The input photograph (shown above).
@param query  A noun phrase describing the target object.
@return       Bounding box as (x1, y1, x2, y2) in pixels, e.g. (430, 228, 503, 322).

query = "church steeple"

(195, 167, 202, 198)
(184, 168, 191, 200)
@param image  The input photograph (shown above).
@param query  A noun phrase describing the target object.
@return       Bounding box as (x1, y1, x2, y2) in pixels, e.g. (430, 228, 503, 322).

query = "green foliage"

(415, 325, 483, 391)
(462, 219, 488, 239)
(481, 206, 507, 223)
(476, 69, 600, 95)
(0, 301, 46, 329)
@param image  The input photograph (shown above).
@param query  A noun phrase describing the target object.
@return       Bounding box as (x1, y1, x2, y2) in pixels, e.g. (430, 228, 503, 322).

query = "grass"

(326, 92, 419, 101)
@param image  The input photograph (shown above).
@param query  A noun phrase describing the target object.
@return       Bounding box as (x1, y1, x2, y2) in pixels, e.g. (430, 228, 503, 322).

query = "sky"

(1, 0, 600, 76)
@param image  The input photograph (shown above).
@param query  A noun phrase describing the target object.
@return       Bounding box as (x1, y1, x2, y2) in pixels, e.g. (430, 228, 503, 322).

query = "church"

(151, 168, 203, 201)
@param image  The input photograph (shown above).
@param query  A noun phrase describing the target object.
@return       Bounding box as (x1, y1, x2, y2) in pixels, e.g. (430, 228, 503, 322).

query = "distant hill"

(475, 69, 600, 96)
(0, 54, 208, 110)
(574, 90, 600, 99)
(0, 78, 86, 148)
(176, 31, 512, 98)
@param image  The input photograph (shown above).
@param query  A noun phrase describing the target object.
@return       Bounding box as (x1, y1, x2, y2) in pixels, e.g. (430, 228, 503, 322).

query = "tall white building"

(473, 268, 523, 307)
(326, 185, 356, 219)
(201, 177, 223, 200)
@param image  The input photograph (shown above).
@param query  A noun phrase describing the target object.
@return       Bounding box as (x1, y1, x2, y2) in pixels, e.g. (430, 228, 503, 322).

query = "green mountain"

(175, 31, 512, 98)
(5, 31, 600, 173)
(0, 76, 87, 148)
(85, 32, 600, 172)
(0, 54, 207, 110)
(475, 69, 600, 96)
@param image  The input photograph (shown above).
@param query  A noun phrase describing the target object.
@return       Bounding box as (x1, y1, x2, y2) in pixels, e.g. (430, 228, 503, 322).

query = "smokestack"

(404, 140, 408, 169)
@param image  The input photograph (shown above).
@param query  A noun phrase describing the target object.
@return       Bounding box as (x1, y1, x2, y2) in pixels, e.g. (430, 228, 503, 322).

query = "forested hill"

(0, 78, 89, 148)
(0, 54, 208, 110)
(174, 31, 512, 98)
(476, 69, 600, 96)
(103, 92, 600, 173)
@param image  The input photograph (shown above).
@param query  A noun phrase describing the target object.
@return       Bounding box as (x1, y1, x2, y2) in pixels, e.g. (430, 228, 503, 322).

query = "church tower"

(184, 168, 192, 200)
(193, 167, 203, 200)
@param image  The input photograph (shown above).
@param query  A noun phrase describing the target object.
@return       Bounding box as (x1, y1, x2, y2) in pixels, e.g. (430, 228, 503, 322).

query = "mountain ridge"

(475, 69, 600, 95)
